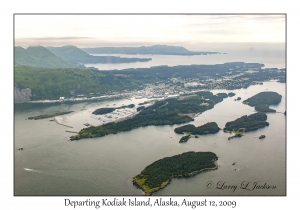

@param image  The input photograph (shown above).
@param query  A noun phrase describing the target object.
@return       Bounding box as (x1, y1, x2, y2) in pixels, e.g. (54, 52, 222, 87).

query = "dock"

(66, 130, 78, 134)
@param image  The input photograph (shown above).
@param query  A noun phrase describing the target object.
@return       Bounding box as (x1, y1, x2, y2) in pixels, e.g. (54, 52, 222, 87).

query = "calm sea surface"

(85, 49, 285, 70)
(14, 81, 286, 196)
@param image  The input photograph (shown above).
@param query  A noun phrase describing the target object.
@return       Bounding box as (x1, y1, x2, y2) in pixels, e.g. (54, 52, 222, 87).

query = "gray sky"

(15, 15, 285, 48)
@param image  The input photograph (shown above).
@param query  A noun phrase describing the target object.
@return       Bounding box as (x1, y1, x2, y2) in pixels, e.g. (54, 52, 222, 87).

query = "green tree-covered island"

(92, 104, 135, 115)
(70, 92, 224, 140)
(175, 122, 220, 135)
(228, 92, 236, 97)
(224, 112, 269, 133)
(28, 111, 73, 120)
(243, 91, 282, 112)
(133, 151, 218, 195)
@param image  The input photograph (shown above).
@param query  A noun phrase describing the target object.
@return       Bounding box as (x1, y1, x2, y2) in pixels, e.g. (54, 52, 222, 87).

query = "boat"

(84, 119, 91, 126)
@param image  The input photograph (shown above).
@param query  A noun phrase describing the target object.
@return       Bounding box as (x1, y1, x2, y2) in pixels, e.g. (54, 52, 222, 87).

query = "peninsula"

(133, 151, 218, 195)
(28, 111, 73, 120)
(47, 45, 152, 64)
(70, 91, 224, 140)
(81, 45, 220, 55)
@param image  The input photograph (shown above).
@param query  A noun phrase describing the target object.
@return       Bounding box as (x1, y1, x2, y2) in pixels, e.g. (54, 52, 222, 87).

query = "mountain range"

(47, 45, 151, 64)
(81, 45, 221, 55)
(14, 46, 82, 68)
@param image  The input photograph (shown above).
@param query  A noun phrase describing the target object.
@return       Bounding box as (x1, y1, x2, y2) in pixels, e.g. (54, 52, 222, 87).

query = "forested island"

(70, 91, 224, 140)
(92, 104, 135, 115)
(133, 151, 218, 195)
(216, 93, 228, 98)
(28, 111, 73, 120)
(223, 112, 269, 133)
(228, 92, 236, 97)
(243, 91, 282, 112)
(174, 122, 220, 135)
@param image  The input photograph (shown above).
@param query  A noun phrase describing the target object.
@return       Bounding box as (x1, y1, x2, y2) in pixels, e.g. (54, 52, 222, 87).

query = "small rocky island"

(243, 91, 282, 113)
(28, 111, 73, 120)
(259, 135, 266, 139)
(179, 134, 191, 143)
(133, 151, 218, 195)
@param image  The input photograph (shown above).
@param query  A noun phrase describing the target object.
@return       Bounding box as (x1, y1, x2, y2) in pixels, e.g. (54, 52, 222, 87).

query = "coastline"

(133, 160, 218, 195)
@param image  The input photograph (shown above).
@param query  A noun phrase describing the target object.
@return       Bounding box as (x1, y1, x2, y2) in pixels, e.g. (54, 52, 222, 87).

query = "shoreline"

(132, 160, 218, 195)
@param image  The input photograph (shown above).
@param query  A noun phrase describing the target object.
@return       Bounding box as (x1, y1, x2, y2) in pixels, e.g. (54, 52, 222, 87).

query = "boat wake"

(24, 168, 42, 173)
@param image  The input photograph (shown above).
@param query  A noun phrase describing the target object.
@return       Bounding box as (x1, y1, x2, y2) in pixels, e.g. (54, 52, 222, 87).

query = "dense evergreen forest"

(216, 93, 228, 98)
(70, 91, 224, 140)
(174, 122, 220, 135)
(15, 62, 285, 100)
(243, 92, 282, 106)
(224, 112, 269, 132)
(92, 104, 135, 115)
(243, 91, 282, 113)
(133, 151, 218, 194)
(137, 106, 145, 112)
(228, 92, 236, 97)
(255, 104, 276, 113)
(92, 108, 116, 115)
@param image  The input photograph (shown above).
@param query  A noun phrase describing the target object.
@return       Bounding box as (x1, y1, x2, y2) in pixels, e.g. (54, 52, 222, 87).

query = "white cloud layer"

(15, 14, 285, 47)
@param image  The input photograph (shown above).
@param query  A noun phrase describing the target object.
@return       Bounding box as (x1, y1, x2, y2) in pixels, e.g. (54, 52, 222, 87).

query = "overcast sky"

(15, 15, 285, 48)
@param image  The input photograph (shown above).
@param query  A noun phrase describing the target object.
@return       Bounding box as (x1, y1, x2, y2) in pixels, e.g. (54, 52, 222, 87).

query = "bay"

(85, 49, 285, 70)
(14, 81, 286, 196)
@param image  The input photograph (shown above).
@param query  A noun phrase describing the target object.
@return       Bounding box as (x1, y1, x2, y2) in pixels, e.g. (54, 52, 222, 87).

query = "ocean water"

(14, 82, 286, 196)
(85, 44, 285, 70)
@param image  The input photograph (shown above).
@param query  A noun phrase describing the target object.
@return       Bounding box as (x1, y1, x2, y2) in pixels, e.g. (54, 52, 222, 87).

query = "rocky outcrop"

(228, 133, 243, 140)
(14, 84, 32, 103)
(259, 135, 266, 139)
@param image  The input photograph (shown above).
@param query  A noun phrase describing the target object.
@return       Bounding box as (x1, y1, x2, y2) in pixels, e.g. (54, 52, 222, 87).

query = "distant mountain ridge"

(47, 45, 152, 64)
(81, 44, 221, 55)
(14, 46, 82, 68)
